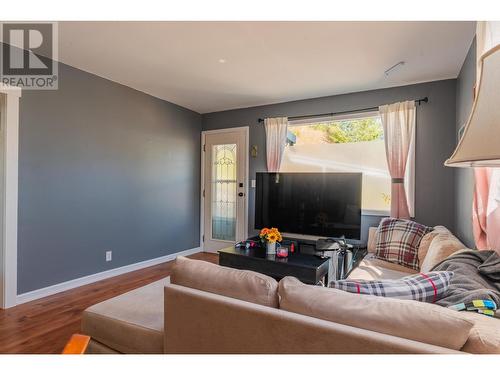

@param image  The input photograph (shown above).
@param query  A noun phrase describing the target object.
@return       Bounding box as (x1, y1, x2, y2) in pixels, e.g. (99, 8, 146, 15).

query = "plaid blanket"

(375, 218, 433, 270)
(330, 271, 453, 303)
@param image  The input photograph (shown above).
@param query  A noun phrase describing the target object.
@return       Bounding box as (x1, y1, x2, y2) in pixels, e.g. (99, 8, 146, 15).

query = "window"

(281, 111, 394, 215)
(211, 144, 237, 241)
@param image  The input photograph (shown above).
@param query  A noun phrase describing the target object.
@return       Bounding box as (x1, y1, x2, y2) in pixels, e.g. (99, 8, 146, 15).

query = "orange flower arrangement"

(259, 227, 282, 244)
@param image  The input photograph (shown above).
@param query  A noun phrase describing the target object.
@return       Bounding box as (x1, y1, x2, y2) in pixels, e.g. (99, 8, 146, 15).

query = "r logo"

(0, 22, 58, 89)
(1, 23, 54, 75)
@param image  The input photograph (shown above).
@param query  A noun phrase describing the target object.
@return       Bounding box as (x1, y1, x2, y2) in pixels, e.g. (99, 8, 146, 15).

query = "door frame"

(0, 84, 21, 309)
(200, 126, 249, 251)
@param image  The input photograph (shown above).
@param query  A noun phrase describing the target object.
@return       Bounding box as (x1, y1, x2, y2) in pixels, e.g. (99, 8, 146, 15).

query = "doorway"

(201, 127, 248, 252)
(0, 86, 21, 309)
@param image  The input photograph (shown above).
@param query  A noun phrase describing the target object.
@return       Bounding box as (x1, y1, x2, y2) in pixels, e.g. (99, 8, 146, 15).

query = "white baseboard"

(15, 247, 201, 306)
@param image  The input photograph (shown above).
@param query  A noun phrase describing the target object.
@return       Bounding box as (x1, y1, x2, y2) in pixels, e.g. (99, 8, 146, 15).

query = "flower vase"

(266, 242, 276, 255)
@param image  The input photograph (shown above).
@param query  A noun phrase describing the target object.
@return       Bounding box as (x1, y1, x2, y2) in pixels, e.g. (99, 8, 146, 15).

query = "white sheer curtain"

(379, 101, 416, 219)
(264, 117, 288, 172)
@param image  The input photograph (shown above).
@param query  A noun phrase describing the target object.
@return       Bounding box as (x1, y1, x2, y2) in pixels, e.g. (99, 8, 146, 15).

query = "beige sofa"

(81, 226, 500, 354)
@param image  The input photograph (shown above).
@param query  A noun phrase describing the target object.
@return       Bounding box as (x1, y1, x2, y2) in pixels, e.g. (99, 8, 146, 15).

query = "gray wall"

(454, 39, 477, 248)
(18, 62, 202, 293)
(202, 80, 458, 243)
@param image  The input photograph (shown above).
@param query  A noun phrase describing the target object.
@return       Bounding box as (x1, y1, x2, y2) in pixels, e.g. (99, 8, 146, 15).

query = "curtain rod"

(257, 97, 428, 123)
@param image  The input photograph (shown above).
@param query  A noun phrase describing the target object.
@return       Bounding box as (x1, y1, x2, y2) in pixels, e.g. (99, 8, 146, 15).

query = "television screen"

(255, 172, 362, 239)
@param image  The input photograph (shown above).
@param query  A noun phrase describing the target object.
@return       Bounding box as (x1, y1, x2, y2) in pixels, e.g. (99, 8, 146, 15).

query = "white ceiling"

(57, 21, 475, 113)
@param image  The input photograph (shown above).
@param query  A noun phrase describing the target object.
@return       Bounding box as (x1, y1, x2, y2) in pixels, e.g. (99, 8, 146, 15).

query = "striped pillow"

(330, 271, 454, 303)
(375, 218, 433, 270)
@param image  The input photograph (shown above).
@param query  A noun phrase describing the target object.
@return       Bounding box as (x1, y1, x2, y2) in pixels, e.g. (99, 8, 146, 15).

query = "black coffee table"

(218, 246, 330, 285)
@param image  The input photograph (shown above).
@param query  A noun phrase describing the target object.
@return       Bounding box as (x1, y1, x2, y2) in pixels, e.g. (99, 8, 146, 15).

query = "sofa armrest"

(164, 284, 461, 354)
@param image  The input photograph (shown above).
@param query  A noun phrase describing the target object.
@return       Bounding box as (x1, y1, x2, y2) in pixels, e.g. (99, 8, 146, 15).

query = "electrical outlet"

(251, 179, 256, 188)
(105, 250, 112, 262)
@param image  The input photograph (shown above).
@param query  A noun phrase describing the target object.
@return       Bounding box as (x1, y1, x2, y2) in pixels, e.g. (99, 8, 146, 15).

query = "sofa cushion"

(375, 218, 433, 270)
(81, 277, 168, 354)
(420, 230, 466, 272)
(331, 271, 454, 303)
(279, 276, 474, 350)
(171, 256, 279, 307)
(460, 311, 500, 354)
(348, 254, 416, 280)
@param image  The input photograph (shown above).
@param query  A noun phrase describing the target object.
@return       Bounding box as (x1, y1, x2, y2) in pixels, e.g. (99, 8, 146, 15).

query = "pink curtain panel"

(473, 168, 500, 253)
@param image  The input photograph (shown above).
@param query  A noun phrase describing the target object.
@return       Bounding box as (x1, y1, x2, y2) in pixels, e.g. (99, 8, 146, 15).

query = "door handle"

(238, 192, 245, 197)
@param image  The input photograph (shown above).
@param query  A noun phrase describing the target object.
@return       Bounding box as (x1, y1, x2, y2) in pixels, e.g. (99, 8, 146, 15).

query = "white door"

(202, 128, 248, 252)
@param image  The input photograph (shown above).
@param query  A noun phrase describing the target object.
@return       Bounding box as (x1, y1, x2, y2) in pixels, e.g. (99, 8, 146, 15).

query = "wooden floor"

(0, 252, 218, 354)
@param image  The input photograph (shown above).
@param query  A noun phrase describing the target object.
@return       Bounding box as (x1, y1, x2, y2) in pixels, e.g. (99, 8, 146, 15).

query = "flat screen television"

(255, 172, 362, 239)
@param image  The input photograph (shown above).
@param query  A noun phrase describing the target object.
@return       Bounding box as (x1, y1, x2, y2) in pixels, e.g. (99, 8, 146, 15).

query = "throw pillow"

(417, 226, 449, 268)
(329, 271, 454, 303)
(375, 217, 433, 270)
(420, 231, 466, 272)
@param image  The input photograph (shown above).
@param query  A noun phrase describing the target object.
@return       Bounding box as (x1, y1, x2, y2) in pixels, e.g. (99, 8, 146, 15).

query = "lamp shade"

(445, 22, 500, 167)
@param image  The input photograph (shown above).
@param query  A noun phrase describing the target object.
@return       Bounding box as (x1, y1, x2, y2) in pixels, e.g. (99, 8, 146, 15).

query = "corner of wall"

(453, 38, 476, 248)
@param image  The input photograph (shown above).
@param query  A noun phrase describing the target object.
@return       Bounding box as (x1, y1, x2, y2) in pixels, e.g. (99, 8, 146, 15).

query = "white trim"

(201, 126, 249, 136)
(200, 126, 249, 251)
(0, 84, 22, 98)
(0, 85, 21, 309)
(16, 247, 200, 306)
(362, 209, 390, 217)
(0, 94, 4, 309)
(200, 132, 205, 250)
(244, 127, 249, 239)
